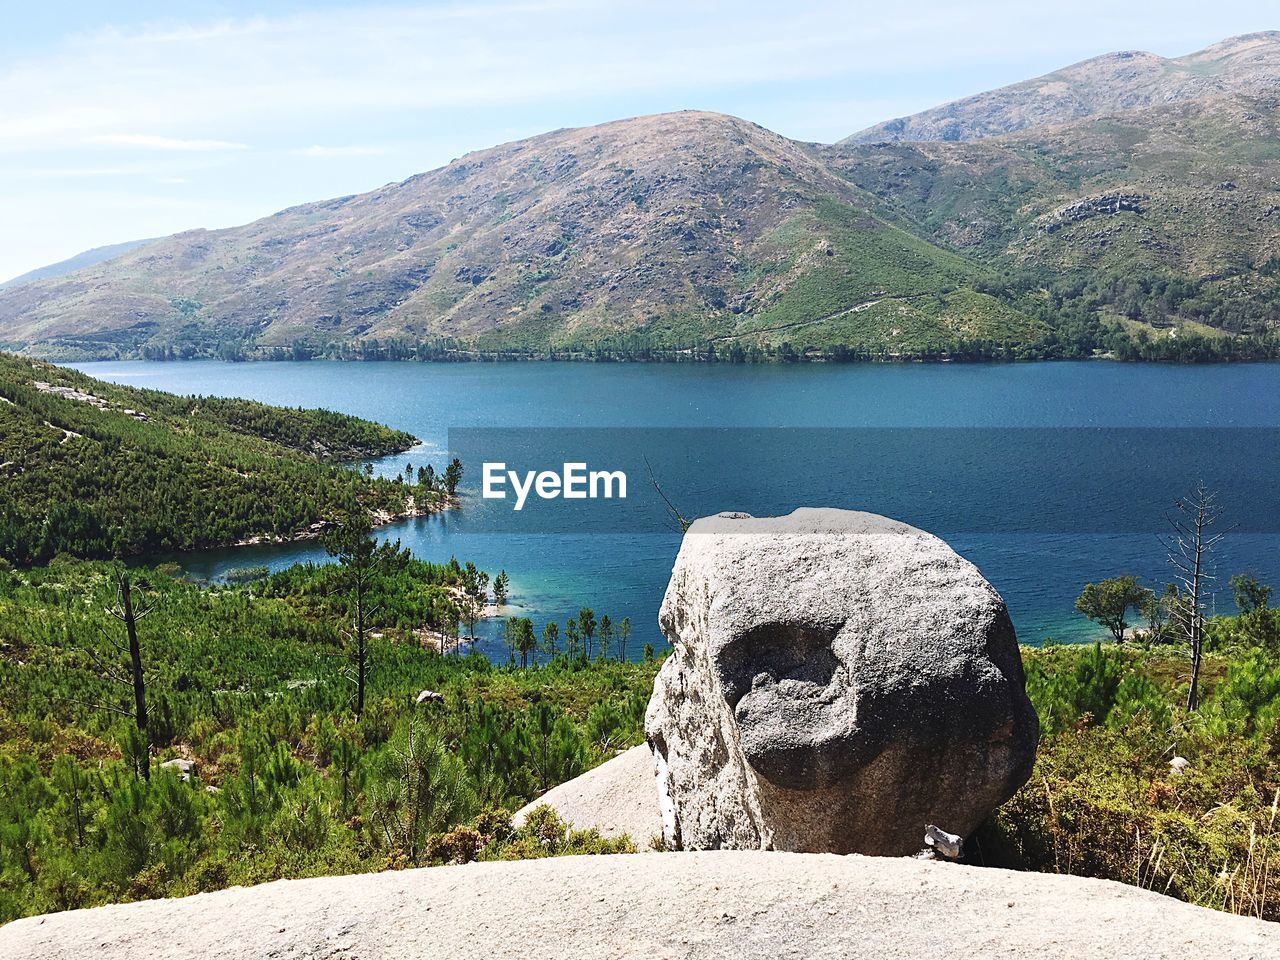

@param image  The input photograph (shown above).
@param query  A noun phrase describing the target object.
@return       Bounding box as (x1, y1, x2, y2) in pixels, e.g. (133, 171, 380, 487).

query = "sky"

(0, 1, 1275, 282)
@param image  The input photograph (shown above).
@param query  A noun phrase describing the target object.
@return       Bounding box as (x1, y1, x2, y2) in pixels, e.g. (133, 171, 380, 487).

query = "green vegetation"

(1074, 575, 1151, 641)
(0, 353, 446, 563)
(0, 555, 655, 922)
(995, 265, 1280, 362)
(232, 272, 1279, 364)
(985, 605, 1280, 919)
(740, 201, 978, 330)
(6, 549, 1280, 922)
(5, 520, 1280, 924)
(983, 512, 1280, 919)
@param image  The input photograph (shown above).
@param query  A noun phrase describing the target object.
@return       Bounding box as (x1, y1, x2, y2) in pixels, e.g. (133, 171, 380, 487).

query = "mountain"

(828, 91, 1280, 274)
(0, 352, 431, 563)
(0, 238, 156, 291)
(1, 35, 1279, 362)
(827, 91, 1280, 341)
(0, 112, 1038, 361)
(842, 32, 1280, 144)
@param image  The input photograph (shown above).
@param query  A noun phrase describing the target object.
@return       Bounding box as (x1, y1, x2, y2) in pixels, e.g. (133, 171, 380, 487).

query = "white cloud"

(7, 164, 155, 179)
(0, 2, 978, 155)
(85, 134, 249, 151)
(1, 1, 1265, 157)
(297, 144, 390, 157)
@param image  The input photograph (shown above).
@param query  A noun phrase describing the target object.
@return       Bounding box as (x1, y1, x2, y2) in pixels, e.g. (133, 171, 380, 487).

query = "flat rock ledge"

(4, 851, 1276, 960)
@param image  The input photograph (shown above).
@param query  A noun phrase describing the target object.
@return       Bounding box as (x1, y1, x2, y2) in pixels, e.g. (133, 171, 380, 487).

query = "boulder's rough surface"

(513, 744, 663, 843)
(5, 852, 1277, 960)
(645, 508, 1038, 855)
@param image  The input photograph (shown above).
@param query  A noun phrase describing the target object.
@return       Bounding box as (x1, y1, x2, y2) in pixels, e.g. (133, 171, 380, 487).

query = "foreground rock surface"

(646, 508, 1038, 855)
(513, 744, 663, 843)
(5, 852, 1277, 960)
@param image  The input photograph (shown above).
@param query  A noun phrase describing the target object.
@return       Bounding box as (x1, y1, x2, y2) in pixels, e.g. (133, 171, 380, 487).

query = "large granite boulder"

(645, 508, 1038, 856)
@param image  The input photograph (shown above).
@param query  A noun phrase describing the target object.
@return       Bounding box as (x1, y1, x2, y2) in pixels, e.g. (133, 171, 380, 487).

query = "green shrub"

(986, 638, 1280, 920)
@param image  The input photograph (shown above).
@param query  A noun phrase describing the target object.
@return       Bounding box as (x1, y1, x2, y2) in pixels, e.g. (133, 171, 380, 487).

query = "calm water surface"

(75, 360, 1280, 657)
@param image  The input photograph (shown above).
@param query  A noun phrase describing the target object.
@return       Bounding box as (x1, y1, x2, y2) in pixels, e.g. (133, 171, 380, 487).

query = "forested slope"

(0, 558, 651, 922)
(0, 353, 433, 562)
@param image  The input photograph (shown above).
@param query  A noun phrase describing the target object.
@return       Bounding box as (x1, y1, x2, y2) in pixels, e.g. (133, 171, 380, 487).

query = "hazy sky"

(0, 1, 1274, 281)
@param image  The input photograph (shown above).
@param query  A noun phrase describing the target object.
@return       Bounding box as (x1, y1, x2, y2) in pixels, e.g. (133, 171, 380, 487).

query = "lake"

(74, 360, 1280, 658)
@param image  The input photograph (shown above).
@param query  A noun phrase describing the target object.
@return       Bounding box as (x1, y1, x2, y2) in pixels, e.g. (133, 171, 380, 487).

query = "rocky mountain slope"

(4, 851, 1277, 960)
(828, 92, 1280, 336)
(842, 32, 1280, 144)
(1, 35, 1278, 361)
(0, 112, 1030, 360)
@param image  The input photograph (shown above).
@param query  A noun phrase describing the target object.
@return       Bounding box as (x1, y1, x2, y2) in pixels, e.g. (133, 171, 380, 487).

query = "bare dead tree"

(1165, 485, 1227, 712)
(58, 572, 155, 779)
(644, 456, 691, 533)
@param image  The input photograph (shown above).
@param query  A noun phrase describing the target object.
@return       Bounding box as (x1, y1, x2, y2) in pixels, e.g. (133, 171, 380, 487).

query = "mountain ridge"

(1, 34, 1279, 361)
(841, 31, 1280, 144)
(0, 111, 1033, 360)
(0, 238, 157, 291)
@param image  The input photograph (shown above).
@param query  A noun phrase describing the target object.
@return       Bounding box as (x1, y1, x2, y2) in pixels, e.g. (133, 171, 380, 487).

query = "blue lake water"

(74, 360, 1280, 657)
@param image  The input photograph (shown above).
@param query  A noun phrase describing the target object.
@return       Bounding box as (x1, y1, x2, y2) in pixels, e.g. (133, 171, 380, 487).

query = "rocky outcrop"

(6, 851, 1278, 960)
(513, 744, 663, 843)
(645, 508, 1038, 856)
(159, 758, 196, 781)
(1038, 193, 1146, 233)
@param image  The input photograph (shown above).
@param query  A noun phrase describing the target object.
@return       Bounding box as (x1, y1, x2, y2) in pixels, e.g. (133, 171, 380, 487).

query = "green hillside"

(3, 557, 1280, 921)
(0, 353, 437, 563)
(827, 94, 1280, 358)
(0, 557, 651, 921)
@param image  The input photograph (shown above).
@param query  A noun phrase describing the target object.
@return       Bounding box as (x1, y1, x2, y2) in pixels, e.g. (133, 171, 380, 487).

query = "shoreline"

(412, 591, 506, 655)
(232, 493, 458, 549)
(47, 351, 1280, 368)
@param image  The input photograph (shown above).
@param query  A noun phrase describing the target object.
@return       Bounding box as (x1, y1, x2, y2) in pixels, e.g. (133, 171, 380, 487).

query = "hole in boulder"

(716, 622, 842, 710)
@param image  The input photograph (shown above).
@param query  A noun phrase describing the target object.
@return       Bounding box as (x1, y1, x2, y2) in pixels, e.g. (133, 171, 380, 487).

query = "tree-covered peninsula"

(0, 353, 445, 564)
